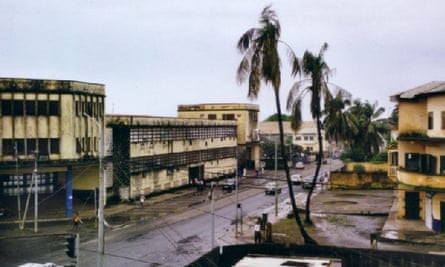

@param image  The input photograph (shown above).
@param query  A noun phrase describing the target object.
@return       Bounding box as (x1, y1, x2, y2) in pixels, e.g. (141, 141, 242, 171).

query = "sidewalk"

(380, 194, 445, 247)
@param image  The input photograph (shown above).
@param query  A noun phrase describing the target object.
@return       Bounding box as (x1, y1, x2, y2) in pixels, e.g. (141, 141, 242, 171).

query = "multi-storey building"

(258, 121, 330, 158)
(390, 81, 445, 232)
(107, 115, 238, 200)
(177, 103, 260, 170)
(0, 78, 106, 217)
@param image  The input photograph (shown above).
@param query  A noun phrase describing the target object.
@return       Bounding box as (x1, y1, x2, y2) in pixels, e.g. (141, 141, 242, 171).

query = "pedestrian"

(140, 195, 145, 208)
(72, 212, 83, 230)
(254, 218, 261, 244)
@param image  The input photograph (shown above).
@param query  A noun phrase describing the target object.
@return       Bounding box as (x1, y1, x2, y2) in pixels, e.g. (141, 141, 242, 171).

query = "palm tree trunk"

(273, 91, 317, 245)
(305, 113, 323, 224)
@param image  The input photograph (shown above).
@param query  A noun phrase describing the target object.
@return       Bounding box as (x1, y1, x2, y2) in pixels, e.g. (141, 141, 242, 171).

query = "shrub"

(353, 164, 365, 174)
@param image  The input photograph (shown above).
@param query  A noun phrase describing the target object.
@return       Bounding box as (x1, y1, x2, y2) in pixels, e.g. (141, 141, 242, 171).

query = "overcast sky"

(2, 1, 444, 120)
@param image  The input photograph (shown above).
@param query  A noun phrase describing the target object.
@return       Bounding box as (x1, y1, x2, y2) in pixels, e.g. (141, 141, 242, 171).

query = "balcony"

(397, 168, 445, 190)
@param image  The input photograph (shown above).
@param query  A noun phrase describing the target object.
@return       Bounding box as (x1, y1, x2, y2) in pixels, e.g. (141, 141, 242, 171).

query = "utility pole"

(85, 112, 105, 266)
(15, 142, 21, 225)
(210, 182, 215, 249)
(34, 150, 38, 233)
(96, 116, 105, 267)
(274, 139, 278, 217)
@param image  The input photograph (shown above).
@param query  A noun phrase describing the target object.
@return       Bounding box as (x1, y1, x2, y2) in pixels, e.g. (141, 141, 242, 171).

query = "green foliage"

(264, 113, 292, 121)
(398, 131, 428, 139)
(341, 147, 367, 162)
(353, 164, 366, 174)
(370, 152, 387, 163)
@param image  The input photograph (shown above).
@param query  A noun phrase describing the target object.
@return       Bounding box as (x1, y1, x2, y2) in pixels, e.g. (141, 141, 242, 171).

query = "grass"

(270, 216, 309, 245)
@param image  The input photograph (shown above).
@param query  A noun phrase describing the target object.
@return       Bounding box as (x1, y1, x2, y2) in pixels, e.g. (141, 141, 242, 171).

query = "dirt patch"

(323, 200, 357, 205)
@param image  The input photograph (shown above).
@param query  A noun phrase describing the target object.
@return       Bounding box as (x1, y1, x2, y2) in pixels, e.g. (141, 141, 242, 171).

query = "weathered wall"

(329, 171, 396, 189)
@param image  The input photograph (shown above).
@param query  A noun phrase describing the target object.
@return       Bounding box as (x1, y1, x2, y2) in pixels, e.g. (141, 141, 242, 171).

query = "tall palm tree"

(323, 90, 353, 146)
(287, 43, 347, 224)
(237, 5, 316, 244)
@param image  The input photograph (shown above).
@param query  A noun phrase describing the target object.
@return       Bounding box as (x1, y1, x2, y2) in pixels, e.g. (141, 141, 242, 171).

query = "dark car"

(222, 178, 236, 192)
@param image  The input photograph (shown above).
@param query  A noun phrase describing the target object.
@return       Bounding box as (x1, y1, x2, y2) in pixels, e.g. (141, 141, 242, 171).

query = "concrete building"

(258, 121, 330, 158)
(177, 103, 261, 170)
(106, 114, 238, 200)
(0, 78, 106, 217)
(390, 81, 445, 232)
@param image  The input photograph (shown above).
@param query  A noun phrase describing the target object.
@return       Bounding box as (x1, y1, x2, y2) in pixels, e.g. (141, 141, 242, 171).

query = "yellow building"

(106, 114, 238, 200)
(390, 81, 445, 232)
(177, 103, 261, 170)
(0, 78, 105, 217)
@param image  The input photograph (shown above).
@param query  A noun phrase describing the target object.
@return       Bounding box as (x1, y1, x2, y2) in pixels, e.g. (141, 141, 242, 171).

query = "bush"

(370, 152, 387, 163)
(353, 164, 365, 174)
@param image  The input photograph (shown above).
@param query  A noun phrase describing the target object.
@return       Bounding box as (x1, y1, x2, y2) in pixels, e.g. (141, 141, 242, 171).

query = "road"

(2, 161, 340, 266)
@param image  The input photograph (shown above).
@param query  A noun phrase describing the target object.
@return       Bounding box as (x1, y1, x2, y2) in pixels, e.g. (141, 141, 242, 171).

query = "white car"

(265, 181, 281, 195)
(291, 174, 303, 185)
(295, 161, 305, 169)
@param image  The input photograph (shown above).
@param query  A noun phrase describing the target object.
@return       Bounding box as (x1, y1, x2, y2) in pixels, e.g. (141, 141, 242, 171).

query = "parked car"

(265, 181, 281, 195)
(222, 178, 236, 192)
(295, 161, 305, 169)
(291, 174, 303, 185)
(302, 176, 314, 189)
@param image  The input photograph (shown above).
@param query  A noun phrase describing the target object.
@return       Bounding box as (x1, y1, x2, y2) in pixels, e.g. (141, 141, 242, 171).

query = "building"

(390, 81, 445, 232)
(106, 114, 238, 200)
(177, 103, 260, 170)
(258, 121, 330, 160)
(0, 78, 106, 217)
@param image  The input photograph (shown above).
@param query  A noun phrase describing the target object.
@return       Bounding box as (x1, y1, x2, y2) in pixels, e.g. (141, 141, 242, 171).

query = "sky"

(1, 0, 445, 121)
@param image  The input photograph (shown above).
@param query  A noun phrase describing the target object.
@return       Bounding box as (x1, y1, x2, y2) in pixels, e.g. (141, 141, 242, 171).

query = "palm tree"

(237, 5, 316, 244)
(347, 100, 386, 157)
(323, 90, 353, 146)
(287, 43, 348, 224)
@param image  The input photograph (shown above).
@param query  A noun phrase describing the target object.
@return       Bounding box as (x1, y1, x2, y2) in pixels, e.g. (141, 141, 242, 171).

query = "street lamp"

(84, 113, 105, 266)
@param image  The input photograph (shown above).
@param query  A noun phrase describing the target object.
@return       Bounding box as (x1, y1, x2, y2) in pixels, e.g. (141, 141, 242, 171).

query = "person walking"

(140, 195, 145, 208)
(254, 218, 261, 244)
(72, 212, 83, 231)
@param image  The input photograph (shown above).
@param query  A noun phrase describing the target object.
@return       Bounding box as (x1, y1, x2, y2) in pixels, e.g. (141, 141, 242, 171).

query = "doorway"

(405, 191, 420, 219)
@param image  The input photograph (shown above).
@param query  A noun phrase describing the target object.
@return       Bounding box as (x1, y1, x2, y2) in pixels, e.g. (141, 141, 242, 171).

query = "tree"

(287, 43, 348, 224)
(237, 5, 316, 244)
(347, 100, 387, 158)
(323, 89, 353, 146)
(264, 113, 292, 121)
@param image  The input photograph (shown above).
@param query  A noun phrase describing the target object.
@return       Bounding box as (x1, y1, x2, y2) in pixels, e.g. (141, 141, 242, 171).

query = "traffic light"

(65, 234, 78, 258)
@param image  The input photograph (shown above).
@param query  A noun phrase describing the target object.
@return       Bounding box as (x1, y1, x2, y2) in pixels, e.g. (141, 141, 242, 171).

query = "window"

(25, 101, 36, 115)
(13, 101, 24, 116)
(37, 101, 47, 115)
(428, 112, 433, 130)
(208, 114, 216, 120)
(50, 139, 60, 154)
(405, 153, 419, 171)
(222, 113, 235, 120)
(440, 156, 445, 175)
(1, 100, 12, 115)
(49, 101, 60, 115)
(390, 152, 398, 166)
(295, 136, 301, 141)
(420, 154, 436, 174)
(442, 111, 445, 130)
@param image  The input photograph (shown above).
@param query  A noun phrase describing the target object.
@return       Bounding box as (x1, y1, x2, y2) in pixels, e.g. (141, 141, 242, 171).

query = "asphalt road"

(2, 161, 342, 266)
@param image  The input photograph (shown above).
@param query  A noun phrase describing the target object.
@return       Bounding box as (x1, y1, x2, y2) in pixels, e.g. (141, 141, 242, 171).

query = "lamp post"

(97, 118, 104, 267)
(84, 113, 105, 266)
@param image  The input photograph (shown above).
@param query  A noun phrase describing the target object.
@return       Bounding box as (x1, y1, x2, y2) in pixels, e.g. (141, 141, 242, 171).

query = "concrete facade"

(390, 81, 445, 232)
(177, 103, 261, 170)
(0, 78, 106, 217)
(106, 114, 238, 200)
